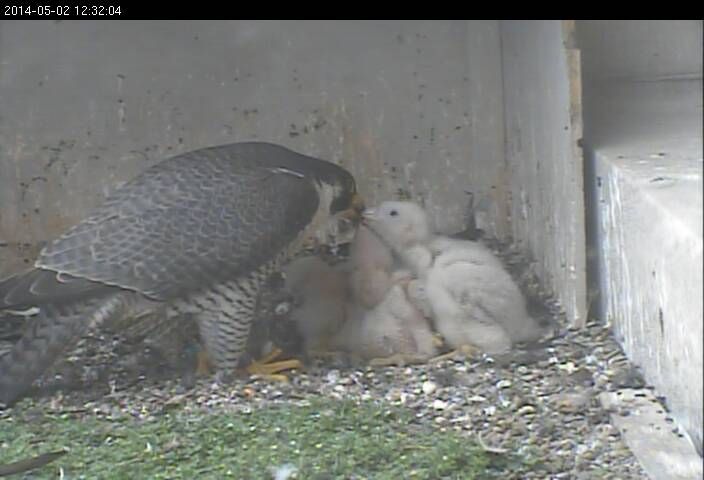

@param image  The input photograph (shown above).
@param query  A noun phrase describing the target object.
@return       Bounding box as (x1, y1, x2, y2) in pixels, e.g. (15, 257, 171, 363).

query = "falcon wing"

(30, 146, 322, 302)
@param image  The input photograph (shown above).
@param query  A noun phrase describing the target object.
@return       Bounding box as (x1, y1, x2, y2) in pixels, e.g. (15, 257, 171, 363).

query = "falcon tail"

(0, 268, 111, 311)
(0, 292, 130, 407)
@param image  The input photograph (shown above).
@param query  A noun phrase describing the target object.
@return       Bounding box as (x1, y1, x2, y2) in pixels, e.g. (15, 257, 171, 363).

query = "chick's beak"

(339, 193, 366, 223)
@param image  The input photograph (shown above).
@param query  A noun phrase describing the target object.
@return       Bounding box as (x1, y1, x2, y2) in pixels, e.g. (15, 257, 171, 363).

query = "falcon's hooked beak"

(338, 193, 366, 223)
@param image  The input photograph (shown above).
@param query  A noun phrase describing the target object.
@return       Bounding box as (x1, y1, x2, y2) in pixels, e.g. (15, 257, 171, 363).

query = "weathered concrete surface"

(591, 79, 703, 458)
(499, 20, 587, 327)
(600, 389, 704, 479)
(579, 20, 704, 460)
(0, 20, 507, 277)
(578, 20, 703, 81)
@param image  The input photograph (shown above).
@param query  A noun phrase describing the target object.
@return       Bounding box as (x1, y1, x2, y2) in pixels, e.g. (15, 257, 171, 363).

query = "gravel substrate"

(0, 240, 650, 478)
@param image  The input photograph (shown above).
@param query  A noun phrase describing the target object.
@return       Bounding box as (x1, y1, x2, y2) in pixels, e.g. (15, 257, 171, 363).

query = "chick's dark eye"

(389, 210, 398, 217)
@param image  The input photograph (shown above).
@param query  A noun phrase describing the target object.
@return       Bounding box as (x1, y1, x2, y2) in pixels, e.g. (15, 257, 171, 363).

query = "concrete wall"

(578, 20, 703, 455)
(0, 20, 507, 276)
(595, 145, 703, 458)
(578, 20, 703, 81)
(500, 21, 587, 327)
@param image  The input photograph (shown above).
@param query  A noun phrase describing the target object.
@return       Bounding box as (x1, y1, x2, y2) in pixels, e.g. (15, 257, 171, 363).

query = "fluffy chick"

(333, 280, 437, 364)
(347, 225, 395, 309)
(334, 225, 436, 363)
(284, 225, 437, 364)
(282, 256, 348, 354)
(364, 201, 544, 355)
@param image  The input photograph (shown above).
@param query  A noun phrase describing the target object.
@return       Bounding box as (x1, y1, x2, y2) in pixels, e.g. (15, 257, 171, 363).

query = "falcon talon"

(245, 358, 303, 377)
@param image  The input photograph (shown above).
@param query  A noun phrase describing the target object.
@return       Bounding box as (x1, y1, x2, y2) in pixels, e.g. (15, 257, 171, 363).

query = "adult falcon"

(0, 142, 364, 406)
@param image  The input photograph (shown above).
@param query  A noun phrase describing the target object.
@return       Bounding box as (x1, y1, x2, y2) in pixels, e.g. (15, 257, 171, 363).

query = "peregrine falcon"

(0, 142, 363, 406)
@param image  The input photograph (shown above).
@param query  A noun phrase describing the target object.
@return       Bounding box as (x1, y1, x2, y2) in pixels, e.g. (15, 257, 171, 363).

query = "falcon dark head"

(237, 141, 364, 222)
(326, 167, 361, 212)
(319, 165, 364, 223)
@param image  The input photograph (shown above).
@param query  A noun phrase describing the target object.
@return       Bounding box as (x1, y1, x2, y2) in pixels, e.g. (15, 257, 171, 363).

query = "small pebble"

(421, 381, 437, 395)
(516, 405, 536, 416)
(496, 379, 512, 389)
(555, 391, 592, 413)
(484, 405, 497, 416)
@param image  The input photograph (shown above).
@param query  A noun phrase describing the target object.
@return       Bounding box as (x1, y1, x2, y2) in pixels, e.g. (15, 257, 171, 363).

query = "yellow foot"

(429, 344, 481, 363)
(245, 347, 303, 382)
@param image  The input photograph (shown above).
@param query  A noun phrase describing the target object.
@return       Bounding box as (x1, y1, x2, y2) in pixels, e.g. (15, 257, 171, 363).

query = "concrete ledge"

(591, 79, 703, 456)
(600, 389, 703, 479)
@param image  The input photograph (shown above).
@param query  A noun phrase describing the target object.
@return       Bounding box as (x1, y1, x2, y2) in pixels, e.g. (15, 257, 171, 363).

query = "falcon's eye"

(389, 210, 398, 217)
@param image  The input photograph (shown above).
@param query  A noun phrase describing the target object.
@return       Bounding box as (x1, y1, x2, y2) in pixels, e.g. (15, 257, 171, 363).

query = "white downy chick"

(283, 223, 437, 363)
(336, 224, 436, 362)
(364, 201, 544, 354)
(428, 236, 545, 346)
(333, 281, 437, 363)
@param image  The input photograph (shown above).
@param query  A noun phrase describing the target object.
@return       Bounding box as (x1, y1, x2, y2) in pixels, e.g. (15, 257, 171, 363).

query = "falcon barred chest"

(0, 142, 362, 406)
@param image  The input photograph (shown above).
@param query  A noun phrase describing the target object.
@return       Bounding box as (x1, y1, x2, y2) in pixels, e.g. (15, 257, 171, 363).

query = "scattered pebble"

(496, 379, 512, 389)
(421, 380, 437, 395)
(0, 240, 651, 478)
